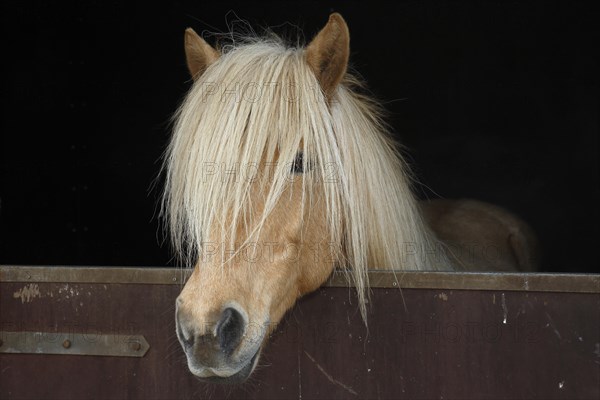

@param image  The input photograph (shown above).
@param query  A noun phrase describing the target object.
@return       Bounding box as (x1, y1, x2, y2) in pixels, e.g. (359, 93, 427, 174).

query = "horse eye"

(291, 152, 304, 174)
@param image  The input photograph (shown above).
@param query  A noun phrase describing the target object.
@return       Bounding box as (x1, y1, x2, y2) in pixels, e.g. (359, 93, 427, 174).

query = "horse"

(161, 13, 538, 383)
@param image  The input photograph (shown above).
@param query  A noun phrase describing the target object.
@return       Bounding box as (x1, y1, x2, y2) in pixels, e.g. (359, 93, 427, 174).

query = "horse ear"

(184, 28, 220, 80)
(305, 13, 350, 98)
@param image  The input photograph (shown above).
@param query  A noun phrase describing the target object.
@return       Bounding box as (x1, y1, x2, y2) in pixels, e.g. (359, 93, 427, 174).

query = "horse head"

(163, 13, 447, 383)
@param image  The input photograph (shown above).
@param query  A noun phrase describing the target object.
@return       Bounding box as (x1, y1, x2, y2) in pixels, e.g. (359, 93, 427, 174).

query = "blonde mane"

(162, 36, 451, 319)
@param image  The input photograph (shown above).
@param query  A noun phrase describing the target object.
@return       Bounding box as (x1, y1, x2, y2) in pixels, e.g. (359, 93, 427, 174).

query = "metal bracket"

(0, 331, 150, 357)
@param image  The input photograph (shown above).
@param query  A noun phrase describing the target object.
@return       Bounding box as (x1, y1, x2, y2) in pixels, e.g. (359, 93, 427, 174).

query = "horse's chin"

(190, 348, 261, 385)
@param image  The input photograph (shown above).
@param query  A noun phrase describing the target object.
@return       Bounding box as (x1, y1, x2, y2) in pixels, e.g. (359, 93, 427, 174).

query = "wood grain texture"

(1, 280, 598, 399)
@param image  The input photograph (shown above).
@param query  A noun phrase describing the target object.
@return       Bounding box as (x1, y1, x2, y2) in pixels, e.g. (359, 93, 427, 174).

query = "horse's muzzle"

(179, 307, 245, 356)
(176, 304, 262, 383)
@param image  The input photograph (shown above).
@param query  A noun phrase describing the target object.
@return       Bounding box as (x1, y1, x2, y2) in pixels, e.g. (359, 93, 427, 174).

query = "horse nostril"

(182, 332, 194, 350)
(176, 313, 195, 350)
(216, 307, 245, 355)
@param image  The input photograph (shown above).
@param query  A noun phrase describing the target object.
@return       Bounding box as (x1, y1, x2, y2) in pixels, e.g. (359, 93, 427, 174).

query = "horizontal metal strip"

(0, 331, 149, 357)
(0, 265, 186, 285)
(1, 265, 598, 293)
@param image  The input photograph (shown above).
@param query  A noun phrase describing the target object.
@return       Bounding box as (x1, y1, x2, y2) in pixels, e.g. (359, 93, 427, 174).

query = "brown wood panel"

(2, 265, 599, 293)
(1, 280, 599, 399)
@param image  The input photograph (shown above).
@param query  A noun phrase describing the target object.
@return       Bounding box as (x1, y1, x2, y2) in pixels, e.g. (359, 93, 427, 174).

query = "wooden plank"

(1, 265, 599, 293)
(1, 279, 598, 399)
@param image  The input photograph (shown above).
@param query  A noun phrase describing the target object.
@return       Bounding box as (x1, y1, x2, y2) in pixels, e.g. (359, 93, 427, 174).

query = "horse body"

(162, 14, 538, 383)
(422, 199, 539, 272)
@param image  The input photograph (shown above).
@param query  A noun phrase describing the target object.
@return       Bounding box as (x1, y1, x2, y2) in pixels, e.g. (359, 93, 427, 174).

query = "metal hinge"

(0, 331, 150, 357)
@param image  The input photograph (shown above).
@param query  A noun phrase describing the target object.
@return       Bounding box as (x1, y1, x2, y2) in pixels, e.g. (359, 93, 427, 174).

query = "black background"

(1, 2, 597, 272)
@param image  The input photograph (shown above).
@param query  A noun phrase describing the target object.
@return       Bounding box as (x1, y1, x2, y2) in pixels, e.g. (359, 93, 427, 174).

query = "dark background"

(1, 2, 597, 272)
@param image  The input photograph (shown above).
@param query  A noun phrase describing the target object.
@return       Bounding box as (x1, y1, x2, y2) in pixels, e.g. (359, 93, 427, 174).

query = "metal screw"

(130, 341, 141, 351)
(62, 339, 71, 349)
